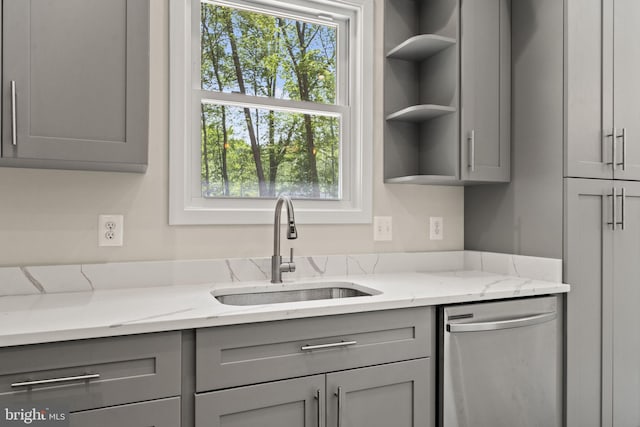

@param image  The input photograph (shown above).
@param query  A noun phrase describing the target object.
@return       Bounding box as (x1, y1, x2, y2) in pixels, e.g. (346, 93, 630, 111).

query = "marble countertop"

(0, 269, 569, 348)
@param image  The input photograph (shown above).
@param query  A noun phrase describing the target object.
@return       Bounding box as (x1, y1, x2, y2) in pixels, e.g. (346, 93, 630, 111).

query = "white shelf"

(386, 34, 456, 61)
(386, 104, 456, 122)
(385, 175, 464, 186)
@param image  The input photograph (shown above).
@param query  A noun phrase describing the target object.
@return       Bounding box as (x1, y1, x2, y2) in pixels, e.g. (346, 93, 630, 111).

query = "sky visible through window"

(200, 1, 341, 200)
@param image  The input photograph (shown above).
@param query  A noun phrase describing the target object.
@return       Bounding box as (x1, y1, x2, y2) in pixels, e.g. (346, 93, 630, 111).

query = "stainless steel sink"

(213, 282, 378, 306)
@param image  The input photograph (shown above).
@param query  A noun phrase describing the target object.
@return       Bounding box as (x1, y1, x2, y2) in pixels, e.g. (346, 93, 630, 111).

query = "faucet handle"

(279, 250, 296, 273)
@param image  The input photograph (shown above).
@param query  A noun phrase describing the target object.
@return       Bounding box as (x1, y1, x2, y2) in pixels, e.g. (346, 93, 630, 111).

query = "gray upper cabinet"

(566, 0, 640, 181)
(611, 0, 640, 181)
(565, 178, 640, 427)
(460, 0, 510, 182)
(1, 0, 150, 173)
(383, 0, 510, 185)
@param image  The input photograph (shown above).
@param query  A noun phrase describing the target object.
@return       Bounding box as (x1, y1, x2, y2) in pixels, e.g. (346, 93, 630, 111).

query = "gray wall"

(464, 0, 564, 258)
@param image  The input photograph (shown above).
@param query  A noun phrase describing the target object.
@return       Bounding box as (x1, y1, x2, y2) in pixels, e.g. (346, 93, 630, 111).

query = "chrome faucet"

(271, 195, 298, 283)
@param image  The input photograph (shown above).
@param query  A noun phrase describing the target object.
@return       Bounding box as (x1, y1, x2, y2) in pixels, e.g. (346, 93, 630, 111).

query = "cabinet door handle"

(468, 130, 476, 172)
(336, 386, 344, 427)
(11, 81, 17, 146)
(617, 128, 627, 171)
(315, 389, 323, 427)
(607, 187, 617, 231)
(619, 187, 626, 230)
(11, 373, 100, 388)
(606, 128, 617, 170)
(301, 341, 357, 351)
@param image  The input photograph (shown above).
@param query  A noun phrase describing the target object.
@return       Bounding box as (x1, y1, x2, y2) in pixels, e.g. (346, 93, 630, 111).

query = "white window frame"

(169, 0, 373, 225)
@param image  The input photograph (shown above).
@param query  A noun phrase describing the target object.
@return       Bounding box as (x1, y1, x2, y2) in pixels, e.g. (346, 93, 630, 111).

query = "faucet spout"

(272, 195, 298, 283)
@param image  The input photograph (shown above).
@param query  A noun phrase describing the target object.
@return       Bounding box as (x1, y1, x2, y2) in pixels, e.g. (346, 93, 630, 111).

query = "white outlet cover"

(373, 216, 392, 241)
(429, 217, 443, 241)
(98, 215, 124, 247)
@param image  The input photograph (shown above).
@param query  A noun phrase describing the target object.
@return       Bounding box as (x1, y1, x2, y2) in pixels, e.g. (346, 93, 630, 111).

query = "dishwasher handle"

(447, 312, 557, 333)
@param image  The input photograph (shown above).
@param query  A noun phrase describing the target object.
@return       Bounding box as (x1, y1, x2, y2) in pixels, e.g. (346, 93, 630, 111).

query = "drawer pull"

(11, 373, 101, 388)
(301, 341, 357, 351)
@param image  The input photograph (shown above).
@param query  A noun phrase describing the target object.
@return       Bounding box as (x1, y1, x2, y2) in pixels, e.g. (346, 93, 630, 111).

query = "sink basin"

(213, 282, 379, 306)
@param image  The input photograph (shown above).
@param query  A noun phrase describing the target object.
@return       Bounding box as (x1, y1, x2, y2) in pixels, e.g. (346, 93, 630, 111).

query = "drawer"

(196, 307, 431, 391)
(70, 397, 181, 427)
(0, 331, 181, 412)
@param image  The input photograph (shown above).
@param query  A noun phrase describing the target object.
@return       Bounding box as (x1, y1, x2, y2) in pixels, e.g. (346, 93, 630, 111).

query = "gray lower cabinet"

(195, 307, 431, 391)
(195, 359, 430, 427)
(195, 308, 434, 427)
(0, 332, 182, 426)
(195, 375, 325, 427)
(1, 0, 150, 172)
(565, 0, 640, 180)
(565, 178, 640, 427)
(325, 359, 429, 427)
(70, 397, 181, 427)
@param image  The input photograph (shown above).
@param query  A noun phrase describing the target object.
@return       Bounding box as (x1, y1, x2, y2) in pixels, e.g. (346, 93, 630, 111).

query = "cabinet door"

(565, 0, 614, 180)
(195, 375, 324, 427)
(612, 1, 640, 180)
(611, 182, 640, 426)
(460, 0, 510, 182)
(564, 178, 614, 427)
(326, 358, 431, 427)
(1, 0, 149, 172)
(70, 397, 181, 427)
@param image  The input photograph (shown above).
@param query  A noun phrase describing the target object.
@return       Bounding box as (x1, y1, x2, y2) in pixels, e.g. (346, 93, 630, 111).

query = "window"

(170, 0, 373, 224)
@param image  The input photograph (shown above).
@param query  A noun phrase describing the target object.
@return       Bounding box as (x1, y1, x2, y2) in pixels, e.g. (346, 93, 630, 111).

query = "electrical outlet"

(429, 217, 444, 241)
(373, 216, 392, 241)
(98, 215, 124, 247)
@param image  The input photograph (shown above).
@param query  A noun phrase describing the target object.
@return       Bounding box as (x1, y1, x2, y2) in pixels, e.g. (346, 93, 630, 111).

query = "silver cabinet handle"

(617, 128, 627, 171)
(301, 341, 357, 351)
(336, 386, 344, 427)
(11, 373, 100, 388)
(619, 187, 626, 230)
(447, 312, 557, 333)
(468, 130, 476, 172)
(11, 81, 17, 146)
(606, 128, 617, 170)
(315, 389, 323, 427)
(608, 187, 617, 230)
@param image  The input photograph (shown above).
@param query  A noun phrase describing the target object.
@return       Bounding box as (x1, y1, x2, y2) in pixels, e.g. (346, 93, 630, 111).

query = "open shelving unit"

(383, 0, 460, 184)
(386, 104, 455, 122)
(386, 34, 456, 61)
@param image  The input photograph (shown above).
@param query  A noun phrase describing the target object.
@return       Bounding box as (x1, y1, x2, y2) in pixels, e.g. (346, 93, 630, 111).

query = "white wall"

(0, 0, 463, 267)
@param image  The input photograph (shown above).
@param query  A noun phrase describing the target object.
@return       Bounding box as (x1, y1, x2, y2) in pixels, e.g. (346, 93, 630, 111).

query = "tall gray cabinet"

(565, 179, 640, 427)
(465, 0, 640, 426)
(1, 0, 150, 173)
(383, 0, 510, 185)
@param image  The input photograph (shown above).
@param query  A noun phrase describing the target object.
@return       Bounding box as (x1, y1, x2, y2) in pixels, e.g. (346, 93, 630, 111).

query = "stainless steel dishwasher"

(439, 296, 562, 427)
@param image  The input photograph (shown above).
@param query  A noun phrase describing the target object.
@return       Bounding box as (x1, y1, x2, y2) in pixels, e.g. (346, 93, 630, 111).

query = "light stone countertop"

(0, 268, 569, 348)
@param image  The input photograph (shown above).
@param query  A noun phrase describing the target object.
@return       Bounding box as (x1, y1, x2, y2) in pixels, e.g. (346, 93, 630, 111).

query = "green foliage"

(199, 2, 340, 199)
